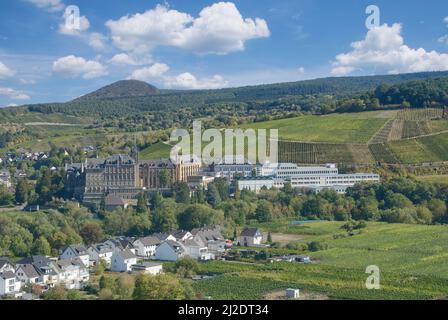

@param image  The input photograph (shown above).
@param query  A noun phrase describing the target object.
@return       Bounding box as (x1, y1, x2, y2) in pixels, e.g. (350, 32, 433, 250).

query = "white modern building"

(239, 163, 379, 194)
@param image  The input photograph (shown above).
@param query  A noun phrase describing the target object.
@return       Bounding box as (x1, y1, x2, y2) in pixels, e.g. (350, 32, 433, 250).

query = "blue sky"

(0, 0, 448, 106)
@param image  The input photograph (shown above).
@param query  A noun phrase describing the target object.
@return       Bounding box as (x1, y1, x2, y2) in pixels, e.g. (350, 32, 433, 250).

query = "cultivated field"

(192, 221, 448, 300)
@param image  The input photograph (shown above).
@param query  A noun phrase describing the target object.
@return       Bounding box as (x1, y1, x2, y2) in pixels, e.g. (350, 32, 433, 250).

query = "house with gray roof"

(0, 271, 21, 296)
(133, 236, 161, 257)
(60, 245, 90, 267)
(111, 249, 138, 272)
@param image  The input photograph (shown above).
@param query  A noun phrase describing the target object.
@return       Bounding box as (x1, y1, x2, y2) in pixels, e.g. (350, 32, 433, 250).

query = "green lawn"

(139, 141, 173, 160)
(241, 111, 392, 143)
(193, 221, 448, 300)
(415, 175, 448, 184)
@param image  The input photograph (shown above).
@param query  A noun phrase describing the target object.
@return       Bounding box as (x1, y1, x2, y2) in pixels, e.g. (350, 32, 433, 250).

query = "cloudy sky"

(1, 0, 448, 106)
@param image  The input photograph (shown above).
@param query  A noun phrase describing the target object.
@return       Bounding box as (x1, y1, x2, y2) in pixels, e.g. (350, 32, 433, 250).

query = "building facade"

(239, 163, 380, 194)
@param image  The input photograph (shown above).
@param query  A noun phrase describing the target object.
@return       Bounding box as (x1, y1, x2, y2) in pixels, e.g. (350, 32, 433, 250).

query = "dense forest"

(0, 71, 446, 132)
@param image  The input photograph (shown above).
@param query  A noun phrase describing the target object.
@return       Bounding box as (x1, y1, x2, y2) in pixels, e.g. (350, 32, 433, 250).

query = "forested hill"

(3, 70, 448, 122)
(74, 80, 160, 101)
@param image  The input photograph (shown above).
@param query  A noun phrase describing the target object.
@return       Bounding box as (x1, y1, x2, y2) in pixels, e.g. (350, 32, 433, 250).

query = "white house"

(55, 258, 90, 290)
(15, 264, 41, 286)
(171, 230, 193, 242)
(155, 241, 186, 262)
(0, 271, 21, 296)
(133, 236, 161, 258)
(0, 257, 15, 273)
(182, 239, 213, 261)
(191, 227, 226, 255)
(88, 244, 114, 267)
(60, 245, 90, 268)
(105, 237, 136, 254)
(238, 228, 263, 247)
(0, 170, 11, 189)
(131, 262, 163, 275)
(111, 249, 138, 272)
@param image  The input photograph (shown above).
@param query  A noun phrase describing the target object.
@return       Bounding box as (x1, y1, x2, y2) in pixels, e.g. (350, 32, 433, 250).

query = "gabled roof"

(136, 236, 161, 247)
(17, 255, 52, 268)
(105, 195, 126, 206)
(62, 245, 88, 256)
(0, 271, 16, 280)
(191, 226, 224, 242)
(152, 233, 170, 241)
(17, 264, 40, 278)
(0, 257, 13, 269)
(162, 240, 185, 253)
(240, 228, 261, 237)
(171, 230, 192, 241)
(90, 243, 114, 254)
(115, 249, 137, 260)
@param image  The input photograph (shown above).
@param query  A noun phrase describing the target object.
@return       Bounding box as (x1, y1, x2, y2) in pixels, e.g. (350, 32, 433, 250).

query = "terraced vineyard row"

(369, 119, 395, 144)
(402, 120, 432, 138)
(278, 141, 317, 163)
(369, 143, 401, 164)
(397, 108, 444, 121)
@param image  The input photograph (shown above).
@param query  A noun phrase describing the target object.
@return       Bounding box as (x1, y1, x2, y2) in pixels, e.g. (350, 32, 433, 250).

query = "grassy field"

(241, 111, 392, 143)
(139, 141, 173, 160)
(192, 221, 448, 300)
(415, 175, 448, 184)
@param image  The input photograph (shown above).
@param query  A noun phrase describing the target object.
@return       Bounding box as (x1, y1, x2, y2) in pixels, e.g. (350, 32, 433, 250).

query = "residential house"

(131, 262, 163, 275)
(155, 240, 186, 262)
(0, 271, 21, 296)
(0, 257, 15, 273)
(152, 233, 176, 242)
(238, 228, 263, 247)
(171, 230, 193, 242)
(15, 264, 41, 286)
(105, 236, 136, 254)
(182, 239, 213, 261)
(60, 245, 90, 267)
(104, 194, 130, 211)
(111, 249, 138, 272)
(133, 236, 161, 258)
(0, 170, 11, 189)
(88, 243, 114, 267)
(191, 226, 226, 255)
(55, 258, 90, 290)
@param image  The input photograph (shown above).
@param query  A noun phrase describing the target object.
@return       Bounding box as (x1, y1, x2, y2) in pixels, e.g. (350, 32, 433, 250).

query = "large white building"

(239, 163, 379, 194)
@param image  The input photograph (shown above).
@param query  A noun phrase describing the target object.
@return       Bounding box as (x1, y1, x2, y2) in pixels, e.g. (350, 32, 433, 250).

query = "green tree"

(15, 179, 30, 204)
(114, 274, 135, 300)
(133, 274, 188, 300)
(80, 223, 104, 245)
(159, 169, 171, 188)
(255, 200, 273, 222)
(174, 182, 190, 204)
(31, 236, 51, 256)
(136, 192, 149, 214)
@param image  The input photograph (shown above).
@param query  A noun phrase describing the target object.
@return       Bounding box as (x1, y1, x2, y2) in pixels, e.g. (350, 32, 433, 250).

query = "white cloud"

(106, 2, 270, 55)
(88, 33, 107, 51)
(52, 55, 107, 79)
(19, 78, 37, 85)
(0, 61, 15, 78)
(331, 23, 448, 75)
(298, 67, 305, 74)
(0, 87, 31, 100)
(25, 0, 64, 12)
(128, 63, 170, 81)
(164, 72, 228, 89)
(109, 53, 143, 66)
(439, 17, 448, 45)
